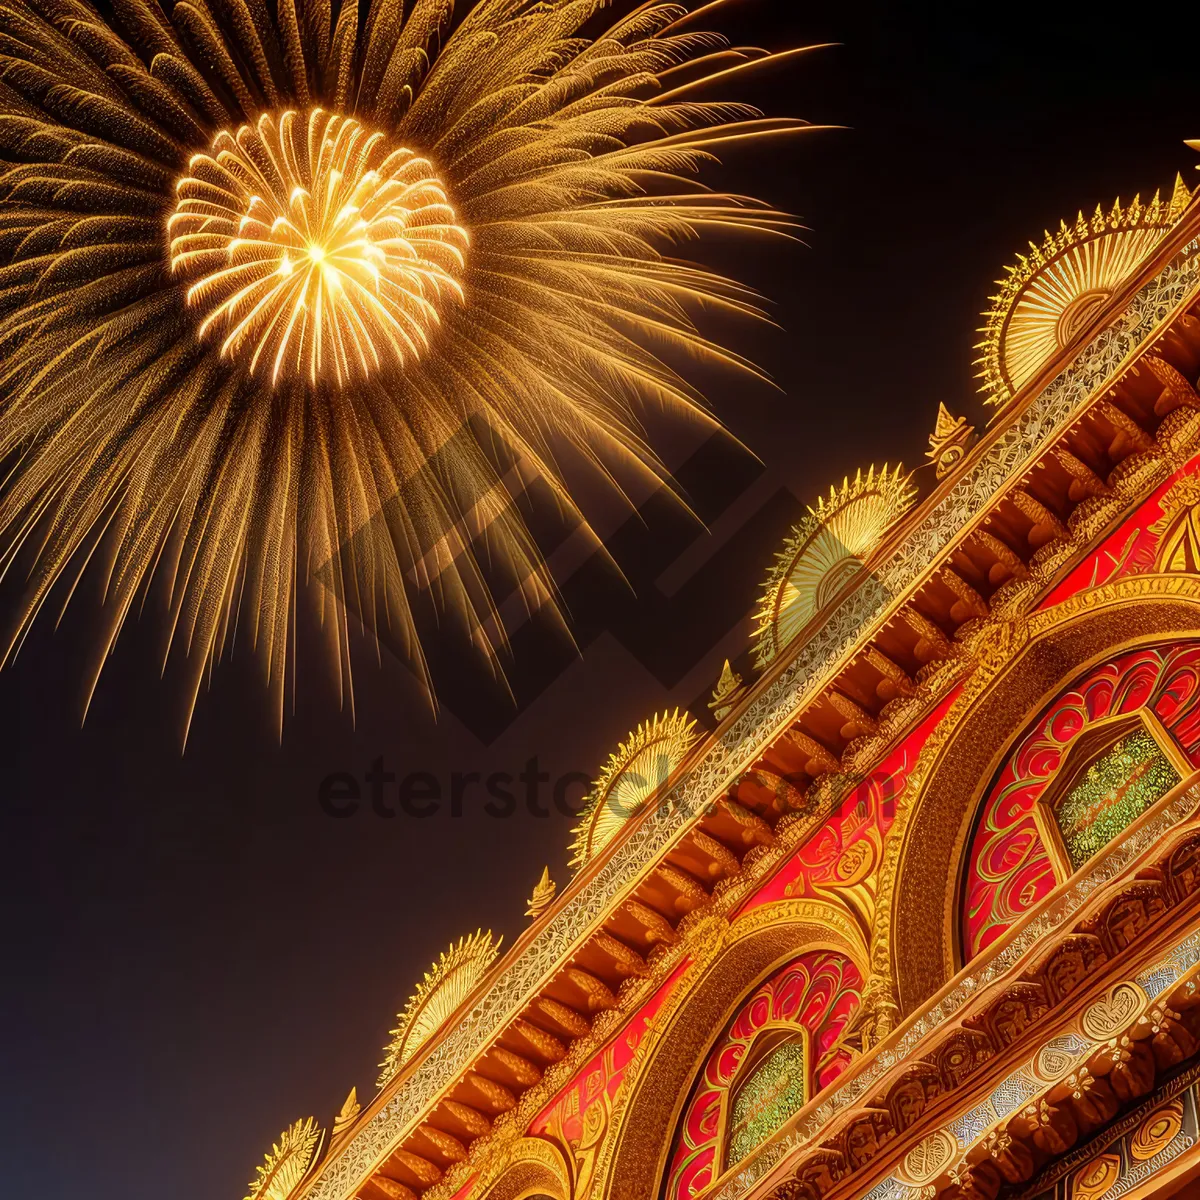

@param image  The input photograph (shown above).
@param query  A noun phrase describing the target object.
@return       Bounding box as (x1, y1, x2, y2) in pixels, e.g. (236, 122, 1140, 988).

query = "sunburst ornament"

(378, 930, 500, 1088)
(976, 177, 1192, 407)
(243, 1118, 323, 1200)
(0, 0, 813, 741)
(569, 710, 698, 870)
(753, 465, 916, 669)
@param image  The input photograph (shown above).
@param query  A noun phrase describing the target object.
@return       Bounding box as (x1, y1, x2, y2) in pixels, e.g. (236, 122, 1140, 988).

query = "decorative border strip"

(305, 238, 1200, 1200)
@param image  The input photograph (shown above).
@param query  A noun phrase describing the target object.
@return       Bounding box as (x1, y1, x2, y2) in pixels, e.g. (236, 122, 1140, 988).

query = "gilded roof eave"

(300, 194, 1200, 1200)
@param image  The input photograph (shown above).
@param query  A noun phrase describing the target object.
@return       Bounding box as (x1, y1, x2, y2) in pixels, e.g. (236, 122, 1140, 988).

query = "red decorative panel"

(962, 642, 1200, 961)
(742, 696, 955, 916)
(1046, 454, 1200, 602)
(529, 960, 686, 1158)
(662, 952, 862, 1200)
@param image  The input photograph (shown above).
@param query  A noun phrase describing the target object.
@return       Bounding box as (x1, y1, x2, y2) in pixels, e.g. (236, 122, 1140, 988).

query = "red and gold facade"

(250, 176, 1200, 1200)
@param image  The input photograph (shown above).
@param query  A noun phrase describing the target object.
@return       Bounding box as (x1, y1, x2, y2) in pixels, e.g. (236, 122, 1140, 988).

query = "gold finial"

(243, 1118, 323, 1200)
(708, 658, 743, 721)
(331, 1088, 360, 1142)
(926, 403, 976, 479)
(526, 866, 557, 919)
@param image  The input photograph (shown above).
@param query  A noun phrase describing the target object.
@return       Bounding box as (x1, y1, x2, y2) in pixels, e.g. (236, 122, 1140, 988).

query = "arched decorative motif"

(569, 710, 698, 871)
(595, 898, 868, 1200)
(752, 465, 916, 668)
(473, 1137, 571, 1200)
(961, 641, 1200, 960)
(884, 574, 1200, 1013)
(662, 952, 861, 1199)
(975, 180, 1190, 407)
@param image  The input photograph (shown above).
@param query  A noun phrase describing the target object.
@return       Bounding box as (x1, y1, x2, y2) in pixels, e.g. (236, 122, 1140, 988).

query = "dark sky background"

(2, 4, 1198, 1200)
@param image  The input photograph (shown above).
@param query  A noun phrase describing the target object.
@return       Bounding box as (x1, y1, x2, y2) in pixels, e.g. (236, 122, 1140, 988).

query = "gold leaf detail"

(709, 658, 744, 720)
(525, 866, 557, 919)
(331, 1089, 359, 1142)
(244, 1118, 323, 1200)
(1081, 981, 1148, 1041)
(378, 930, 501, 1087)
(753, 465, 916, 668)
(976, 180, 1191, 407)
(569, 710, 697, 870)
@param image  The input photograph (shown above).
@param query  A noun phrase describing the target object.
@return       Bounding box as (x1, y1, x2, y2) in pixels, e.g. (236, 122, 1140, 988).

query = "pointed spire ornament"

(708, 659, 744, 721)
(331, 1089, 360, 1143)
(526, 867, 557, 919)
(926, 404, 977, 479)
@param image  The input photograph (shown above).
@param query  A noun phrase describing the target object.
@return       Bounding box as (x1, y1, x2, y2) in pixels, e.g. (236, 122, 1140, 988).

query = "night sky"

(2, 4, 1197, 1200)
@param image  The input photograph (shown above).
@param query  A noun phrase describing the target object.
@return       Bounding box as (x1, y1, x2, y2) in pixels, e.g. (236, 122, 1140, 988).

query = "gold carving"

(927, 404, 977, 478)
(1150, 475, 1200, 573)
(1081, 981, 1149, 1040)
(378, 931, 501, 1087)
(898, 1130, 957, 1185)
(244, 1118, 323, 1200)
(525, 867, 556, 920)
(977, 177, 1191, 407)
(331, 1090, 359, 1143)
(710, 659, 745, 721)
(569, 710, 697, 870)
(1130, 1097, 1184, 1161)
(1072, 1152, 1121, 1200)
(753, 465, 917, 668)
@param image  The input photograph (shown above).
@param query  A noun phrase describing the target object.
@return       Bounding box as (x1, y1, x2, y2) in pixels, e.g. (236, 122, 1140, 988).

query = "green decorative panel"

(1055, 729, 1180, 870)
(727, 1039, 807, 1167)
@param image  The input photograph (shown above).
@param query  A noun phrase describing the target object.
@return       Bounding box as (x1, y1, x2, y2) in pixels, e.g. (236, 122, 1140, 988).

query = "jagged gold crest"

(569, 710, 698, 870)
(976, 177, 1191, 408)
(525, 866, 557, 919)
(753, 465, 916, 668)
(243, 1118, 323, 1200)
(378, 930, 501, 1088)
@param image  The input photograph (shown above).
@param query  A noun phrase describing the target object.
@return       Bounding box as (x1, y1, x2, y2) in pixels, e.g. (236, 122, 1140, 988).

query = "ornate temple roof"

(259, 170, 1200, 1200)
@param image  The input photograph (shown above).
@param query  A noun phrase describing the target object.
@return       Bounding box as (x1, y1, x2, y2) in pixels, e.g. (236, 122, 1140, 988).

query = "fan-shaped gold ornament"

(976, 177, 1192, 407)
(243, 1117, 323, 1200)
(753, 465, 916, 668)
(378, 930, 500, 1087)
(570, 709, 698, 870)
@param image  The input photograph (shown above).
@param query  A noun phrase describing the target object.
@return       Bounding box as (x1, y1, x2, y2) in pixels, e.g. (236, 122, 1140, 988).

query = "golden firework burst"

(0, 0, 812, 739)
(753, 465, 916, 668)
(378, 929, 501, 1087)
(975, 177, 1191, 407)
(569, 709, 698, 870)
(170, 110, 467, 386)
(243, 1117, 323, 1200)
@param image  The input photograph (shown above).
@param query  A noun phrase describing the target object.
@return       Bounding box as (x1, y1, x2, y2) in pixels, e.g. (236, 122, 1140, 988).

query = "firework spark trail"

(0, 0, 815, 741)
